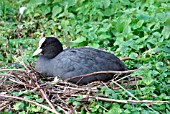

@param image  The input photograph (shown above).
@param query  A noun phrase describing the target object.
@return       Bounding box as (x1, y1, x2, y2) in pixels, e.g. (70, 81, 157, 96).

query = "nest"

(0, 58, 167, 114)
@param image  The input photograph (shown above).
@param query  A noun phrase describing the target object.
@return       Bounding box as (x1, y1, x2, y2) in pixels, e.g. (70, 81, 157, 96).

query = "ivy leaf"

(102, 0, 110, 8)
(13, 102, 25, 110)
(31, 106, 42, 112)
(19, 111, 26, 114)
(142, 75, 153, 85)
(52, 5, 62, 18)
(41, 6, 51, 15)
(103, 8, 115, 16)
(13, 91, 25, 96)
(129, 52, 138, 59)
(98, 34, 110, 40)
(68, 0, 77, 7)
(88, 32, 97, 40)
(105, 88, 116, 98)
(88, 43, 100, 49)
(153, 32, 161, 38)
(133, 20, 144, 29)
(156, 62, 167, 71)
(161, 25, 170, 39)
(72, 101, 81, 106)
(71, 36, 86, 44)
(108, 103, 122, 114)
(61, 20, 69, 27)
(24, 95, 33, 99)
(36, 98, 44, 103)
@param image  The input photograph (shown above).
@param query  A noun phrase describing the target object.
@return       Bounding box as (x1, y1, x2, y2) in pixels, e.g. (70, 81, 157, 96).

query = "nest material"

(0, 62, 167, 114)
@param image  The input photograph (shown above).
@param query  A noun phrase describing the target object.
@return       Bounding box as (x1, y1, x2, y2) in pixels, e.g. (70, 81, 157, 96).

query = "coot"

(33, 37, 128, 84)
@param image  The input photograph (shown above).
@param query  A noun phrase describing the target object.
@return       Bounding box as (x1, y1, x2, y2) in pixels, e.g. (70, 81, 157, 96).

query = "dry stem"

(0, 94, 60, 114)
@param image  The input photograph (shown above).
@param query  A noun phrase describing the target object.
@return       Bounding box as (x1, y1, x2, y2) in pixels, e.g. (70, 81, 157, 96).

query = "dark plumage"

(33, 37, 128, 84)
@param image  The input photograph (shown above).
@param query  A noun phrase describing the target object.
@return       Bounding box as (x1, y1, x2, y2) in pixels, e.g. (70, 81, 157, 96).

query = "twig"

(0, 73, 29, 86)
(115, 74, 131, 82)
(73, 95, 168, 104)
(57, 105, 68, 114)
(99, 97, 168, 104)
(112, 80, 158, 113)
(65, 69, 137, 81)
(0, 101, 11, 111)
(53, 85, 98, 92)
(0, 73, 16, 77)
(0, 69, 26, 72)
(8, 78, 27, 86)
(0, 75, 8, 86)
(0, 105, 8, 111)
(0, 94, 60, 114)
(57, 100, 71, 113)
(99, 105, 108, 112)
(120, 57, 132, 61)
(83, 105, 90, 113)
(13, 56, 25, 69)
(35, 82, 61, 114)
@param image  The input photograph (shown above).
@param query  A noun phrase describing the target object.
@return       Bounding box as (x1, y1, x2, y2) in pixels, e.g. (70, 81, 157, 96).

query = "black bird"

(33, 37, 128, 84)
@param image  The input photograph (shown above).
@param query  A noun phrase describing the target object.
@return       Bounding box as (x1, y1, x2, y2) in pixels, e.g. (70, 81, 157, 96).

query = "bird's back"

(50, 47, 128, 84)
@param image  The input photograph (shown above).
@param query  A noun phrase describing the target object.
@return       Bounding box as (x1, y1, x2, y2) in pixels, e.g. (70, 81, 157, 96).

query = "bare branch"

(35, 82, 63, 114)
(0, 94, 60, 114)
(77, 95, 168, 104)
(112, 80, 158, 113)
(0, 69, 26, 72)
(120, 57, 132, 61)
(65, 69, 137, 81)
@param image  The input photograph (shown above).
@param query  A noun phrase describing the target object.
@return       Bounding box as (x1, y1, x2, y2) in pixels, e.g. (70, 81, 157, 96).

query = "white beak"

(33, 48, 42, 56)
(33, 37, 46, 56)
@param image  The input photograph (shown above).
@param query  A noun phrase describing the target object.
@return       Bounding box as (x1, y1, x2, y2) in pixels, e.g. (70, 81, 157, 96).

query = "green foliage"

(0, 0, 170, 113)
(12, 91, 45, 113)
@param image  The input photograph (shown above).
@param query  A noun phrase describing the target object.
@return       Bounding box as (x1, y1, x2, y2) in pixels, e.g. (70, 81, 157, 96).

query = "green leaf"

(13, 102, 25, 110)
(28, 0, 44, 6)
(156, 62, 167, 71)
(93, 0, 103, 8)
(102, 0, 110, 8)
(129, 52, 138, 59)
(24, 95, 33, 99)
(33, 94, 39, 99)
(161, 25, 170, 39)
(108, 103, 122, 114)
(124, 109, 131, 114)
(19, 111, 26, 114)
(13, 91, 25, 96)
(153, 32, 161, 38)
(71, 36, 86, 44)
(61, 20, 69, 27)
(105, 88, 116, 98)
(123, 25, 131, 34)
(142, 75, 153, 85)
(34, 12, 40, 17)
(36, 98, 44, 103)
(103, 8, 115, 16)
(41, 6, 51, 15)
(88, 32, 97, 40)
(114, 37, 124, 46)
(52, 5, 62, 18)
(98, 34, 110, 40)
(152, 22, 160, 31)
(88, 43, 100, 49)
(72, 101, 81, 106)
(133, 20, 144, 29)
(68, 0, 77, 7)
(92, 104, 100, 112)
(31, 106, 42, 112)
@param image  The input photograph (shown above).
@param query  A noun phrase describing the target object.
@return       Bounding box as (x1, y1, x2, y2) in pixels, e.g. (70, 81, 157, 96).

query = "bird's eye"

(41, 42, 47, 47)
